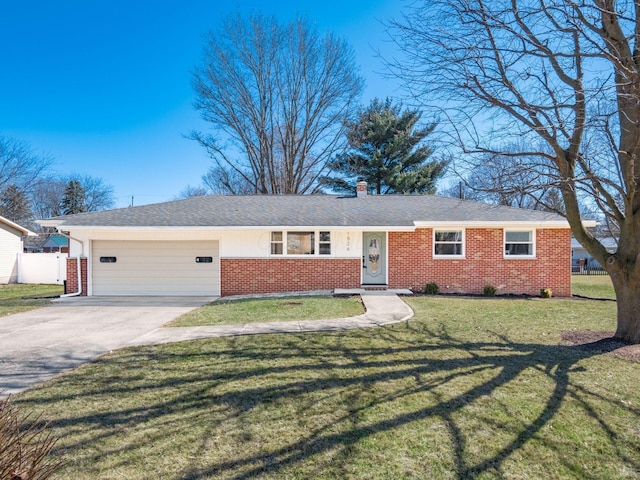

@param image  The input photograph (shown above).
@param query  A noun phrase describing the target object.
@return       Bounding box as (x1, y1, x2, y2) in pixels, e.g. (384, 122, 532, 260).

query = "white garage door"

(92, 240, 219, 296)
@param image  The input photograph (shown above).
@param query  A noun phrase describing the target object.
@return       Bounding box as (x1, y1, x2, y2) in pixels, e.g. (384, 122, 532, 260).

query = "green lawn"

(0, 283, 62, 316)
(15, 293, 639, 480)
(571, 274, 615, 299)
(169, 295, 364, 326)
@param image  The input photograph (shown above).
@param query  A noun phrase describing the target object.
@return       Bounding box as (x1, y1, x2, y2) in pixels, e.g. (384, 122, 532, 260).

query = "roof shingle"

(40, 194, 568, 228)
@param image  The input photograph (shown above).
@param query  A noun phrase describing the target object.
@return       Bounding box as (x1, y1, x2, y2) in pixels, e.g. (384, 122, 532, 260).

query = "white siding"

(219, 230, 362, 257)
(92, 240, 219, 296)
(69, 229, 363, 258)
(0, 224, 23, 284)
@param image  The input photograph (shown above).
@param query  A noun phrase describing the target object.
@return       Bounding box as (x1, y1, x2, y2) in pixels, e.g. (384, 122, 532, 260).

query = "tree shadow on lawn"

(20, 324, 640, 480)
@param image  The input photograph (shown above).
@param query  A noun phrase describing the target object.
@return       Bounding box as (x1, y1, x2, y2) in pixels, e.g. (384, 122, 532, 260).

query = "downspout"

(54, 231, 85, 298)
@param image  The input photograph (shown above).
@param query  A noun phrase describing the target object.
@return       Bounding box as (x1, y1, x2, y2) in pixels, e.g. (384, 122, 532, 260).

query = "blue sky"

(1, 1, 405, 207)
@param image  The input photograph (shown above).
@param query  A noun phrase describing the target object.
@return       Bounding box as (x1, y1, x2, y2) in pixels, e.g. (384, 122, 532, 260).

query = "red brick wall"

(221, 258, 361, 296)
(388, 228, 571, 297)
(65, 257, 88, 296)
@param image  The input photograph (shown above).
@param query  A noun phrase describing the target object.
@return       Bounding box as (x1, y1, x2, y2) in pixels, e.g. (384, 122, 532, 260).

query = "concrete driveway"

(0, 296, 215, 397)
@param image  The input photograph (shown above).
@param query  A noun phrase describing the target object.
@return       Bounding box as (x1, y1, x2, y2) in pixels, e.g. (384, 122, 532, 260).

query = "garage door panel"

(98, 250, 216, 259)
(102, 284, 217, 294)
(95, 275, 219, 284)
(92, 240, 219, 296)
(97, 266, 216, 276)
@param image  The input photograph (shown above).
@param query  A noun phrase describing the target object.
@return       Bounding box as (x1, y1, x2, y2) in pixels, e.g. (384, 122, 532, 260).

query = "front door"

(362, 232, 387, 285)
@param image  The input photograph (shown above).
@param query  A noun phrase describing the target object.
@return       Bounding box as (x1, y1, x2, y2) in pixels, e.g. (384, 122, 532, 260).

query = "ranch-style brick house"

(39, 183, 587, 297)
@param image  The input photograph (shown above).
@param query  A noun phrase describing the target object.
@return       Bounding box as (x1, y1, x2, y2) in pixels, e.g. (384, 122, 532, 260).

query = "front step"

(334, 287, 413, 296)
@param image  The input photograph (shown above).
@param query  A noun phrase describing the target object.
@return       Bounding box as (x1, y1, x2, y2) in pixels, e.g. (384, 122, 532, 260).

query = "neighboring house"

(24, 233, 70, 253)
(571, 237, 617, 270)
(39, 182, 591, 297)
(0, 215, 36, 283)
(41, 234, 69, 253)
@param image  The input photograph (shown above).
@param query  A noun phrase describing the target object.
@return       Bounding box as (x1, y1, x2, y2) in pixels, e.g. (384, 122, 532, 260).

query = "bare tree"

(31, 177, 66, 220)
(31, 174, 114, 219)
(390, 0, 640, 343)
(0, 136, 52, 192)
(446, 144, 567, 213)
(192, 13, 364, 194)
(201, 166, 254, 195)
(175, 184, 209, 199)
(69, 174, 115, 211)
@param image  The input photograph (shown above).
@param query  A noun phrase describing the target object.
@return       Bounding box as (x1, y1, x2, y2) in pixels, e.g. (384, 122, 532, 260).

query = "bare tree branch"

(0, 136, 53, 194)
(192, 13, 363, 194)
(389, 0, 640, 343)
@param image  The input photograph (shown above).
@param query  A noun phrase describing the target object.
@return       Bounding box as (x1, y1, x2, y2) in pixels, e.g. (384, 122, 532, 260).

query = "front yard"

(0, 283, 62, 316)
(14, 281, 639, 480)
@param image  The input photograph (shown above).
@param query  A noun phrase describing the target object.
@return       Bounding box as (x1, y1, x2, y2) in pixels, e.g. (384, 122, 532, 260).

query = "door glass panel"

(368, 237, 381, 273)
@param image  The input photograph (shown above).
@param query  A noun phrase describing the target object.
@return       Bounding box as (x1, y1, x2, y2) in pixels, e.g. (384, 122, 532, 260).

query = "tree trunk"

(610, 268, 640, 344)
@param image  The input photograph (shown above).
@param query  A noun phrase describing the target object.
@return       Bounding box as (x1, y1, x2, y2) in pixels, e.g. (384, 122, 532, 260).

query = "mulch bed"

(561, 330, 640, 362)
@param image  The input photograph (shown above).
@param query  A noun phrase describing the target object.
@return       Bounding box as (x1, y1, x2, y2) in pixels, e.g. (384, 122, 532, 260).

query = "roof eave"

(37, 219, 64, 228)
(413, 220, 572, 228)
(41, 224, 419, 232)
(1, 215, 36, 236)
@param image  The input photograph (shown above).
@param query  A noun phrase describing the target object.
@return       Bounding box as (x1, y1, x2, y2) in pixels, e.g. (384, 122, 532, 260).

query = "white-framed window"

(271, 232, 284, 255)
(319, 231, 331, 255)
(271, 231, 331, 256)
(287, 231, 315, 255)
(504, 230, 535, 258)
(434, 229, 464, 257)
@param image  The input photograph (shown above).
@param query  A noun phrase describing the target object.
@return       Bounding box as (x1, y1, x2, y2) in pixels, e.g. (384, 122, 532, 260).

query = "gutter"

(52, 230, 85, 298)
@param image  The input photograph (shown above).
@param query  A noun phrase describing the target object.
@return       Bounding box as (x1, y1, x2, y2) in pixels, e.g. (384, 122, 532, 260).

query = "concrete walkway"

(129, 292, 414, 346)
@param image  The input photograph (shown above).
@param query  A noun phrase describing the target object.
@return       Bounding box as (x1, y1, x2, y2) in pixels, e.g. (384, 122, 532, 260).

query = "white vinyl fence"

(17, 253, 67, 285)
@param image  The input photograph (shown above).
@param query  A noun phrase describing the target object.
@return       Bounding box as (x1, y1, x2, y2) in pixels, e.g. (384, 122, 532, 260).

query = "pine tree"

(61, 179, 86, 215)
(321, 98, 447, 194)
(0, 184, 32, 223)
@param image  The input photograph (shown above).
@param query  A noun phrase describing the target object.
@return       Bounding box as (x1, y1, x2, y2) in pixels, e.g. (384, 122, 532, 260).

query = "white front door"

(362, 232, 386, 285)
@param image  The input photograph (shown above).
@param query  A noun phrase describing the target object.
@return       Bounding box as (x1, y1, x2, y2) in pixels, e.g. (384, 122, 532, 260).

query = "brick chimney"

(356, 181, 368, 198)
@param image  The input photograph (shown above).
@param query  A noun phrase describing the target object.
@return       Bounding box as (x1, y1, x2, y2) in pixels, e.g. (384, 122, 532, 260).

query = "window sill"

(433, 255, 466, 260)
(504, 256, 537, 260)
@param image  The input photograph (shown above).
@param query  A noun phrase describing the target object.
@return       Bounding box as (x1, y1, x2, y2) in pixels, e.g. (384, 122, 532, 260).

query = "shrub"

(0, 396, 61, 480)
(424, 282, 439, 295)
(483, 285, 497, 297)
(540, 288, 553, 298)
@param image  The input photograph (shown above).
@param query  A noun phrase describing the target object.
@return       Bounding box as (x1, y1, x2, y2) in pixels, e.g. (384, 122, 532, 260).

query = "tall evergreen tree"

(321, 98, 447, 194)
(0, 184, 32, 223)
(61, 180, 86, 215)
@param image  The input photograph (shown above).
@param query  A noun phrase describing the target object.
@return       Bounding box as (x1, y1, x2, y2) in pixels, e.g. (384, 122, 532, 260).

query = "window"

(505, 230, 535, 257)
(271, 232, 283, 254)
(319, 231, 331, 255)
(99, 256, 117, 263)
(287, 232, 315, 255)
(434, 230, 464, 257)
(270, 231, 331, 255)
